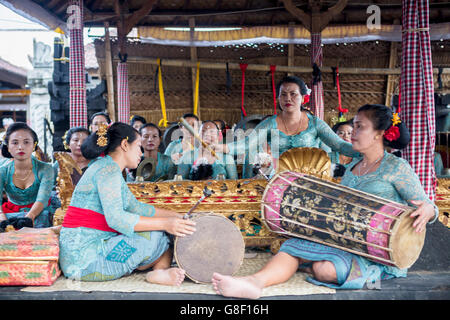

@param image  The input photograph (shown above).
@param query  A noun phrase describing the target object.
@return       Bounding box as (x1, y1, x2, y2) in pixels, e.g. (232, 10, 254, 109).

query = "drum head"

(390, 214, 426, 269)
(174, 213, 245, 284)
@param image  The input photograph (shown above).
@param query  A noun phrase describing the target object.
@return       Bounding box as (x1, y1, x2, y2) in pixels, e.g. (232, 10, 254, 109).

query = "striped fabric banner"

(68, 0, 87, 128)
(310, 33, 324, 120)
(117, 62, 130, 123)
(401, 0, 436, 200)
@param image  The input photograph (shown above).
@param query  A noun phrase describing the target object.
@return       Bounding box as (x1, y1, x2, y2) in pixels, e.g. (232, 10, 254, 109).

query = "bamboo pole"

(385, 41, 398, 106)
(287, 22, 295, 76)
(189, 18, 200, 117)
(104, 22, 116, 122)
(98, 56, 450, 75)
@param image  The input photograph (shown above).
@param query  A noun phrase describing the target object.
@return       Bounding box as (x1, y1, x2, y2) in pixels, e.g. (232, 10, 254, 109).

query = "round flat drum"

(174, 213, 245, 284)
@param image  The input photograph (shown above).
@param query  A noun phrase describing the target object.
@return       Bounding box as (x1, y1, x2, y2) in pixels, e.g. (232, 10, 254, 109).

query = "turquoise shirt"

(164, 138, 183, 159)
(342, 151, 438, 223)
(177, 149, 238, 180)
(0, 156, 54, 227)
(228, 113, 357, 163)
(59, 155, 169, 281)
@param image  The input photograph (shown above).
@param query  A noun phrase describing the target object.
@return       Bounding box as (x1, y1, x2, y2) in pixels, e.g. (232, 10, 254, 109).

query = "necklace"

(14, 168, 33, 181)
(357, 155, 384, 176)
(281, 112, 303, 135)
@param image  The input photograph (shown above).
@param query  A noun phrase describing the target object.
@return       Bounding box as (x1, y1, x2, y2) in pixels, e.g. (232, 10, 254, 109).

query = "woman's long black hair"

(81, 122, 140, 160)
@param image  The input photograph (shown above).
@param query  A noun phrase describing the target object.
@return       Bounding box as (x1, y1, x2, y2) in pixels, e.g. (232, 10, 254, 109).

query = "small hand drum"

(174, 212, 245, 283)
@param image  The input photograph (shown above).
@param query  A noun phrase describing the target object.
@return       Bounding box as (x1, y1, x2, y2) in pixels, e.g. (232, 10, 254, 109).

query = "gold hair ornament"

(96, 124, 108, 147)
(62, 130, 69, 150)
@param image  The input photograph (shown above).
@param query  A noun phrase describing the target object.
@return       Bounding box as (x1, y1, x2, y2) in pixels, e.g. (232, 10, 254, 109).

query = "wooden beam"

(104, 22, 116, 122)
(1, 0, 67, 33)
(318, 0, 348, 31)
(98, 56, 450, 76)
(115, 0, 157, 55)
(287, 22, 295, 76)
(281, 0, 311, 31)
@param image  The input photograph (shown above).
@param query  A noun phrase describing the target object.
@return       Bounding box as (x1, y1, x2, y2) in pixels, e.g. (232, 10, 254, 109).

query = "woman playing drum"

(212, 104, 438, 298)
(59, 123, 196, 284)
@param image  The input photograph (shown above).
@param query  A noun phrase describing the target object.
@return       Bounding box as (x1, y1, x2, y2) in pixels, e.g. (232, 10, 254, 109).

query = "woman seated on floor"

(59, 122, 196, 284)
(127, 123, 176, 182)
(51, 127, 91, 212)
(212, 104, 438, 298)
(177, 121, 238, 180)
(0, 122, 55, 228)
(54, 127, 91, 184)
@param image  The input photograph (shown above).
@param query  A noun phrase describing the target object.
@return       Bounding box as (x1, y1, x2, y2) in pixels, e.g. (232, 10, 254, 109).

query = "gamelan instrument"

(179, 117, 219, 159)
(262, 171, 425, 269)
(174, 187, 245, 283)
(135, 157, 157, 181)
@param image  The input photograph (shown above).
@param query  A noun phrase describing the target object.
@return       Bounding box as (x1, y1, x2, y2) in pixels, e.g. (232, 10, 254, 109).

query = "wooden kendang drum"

(262, 171, 426, 269)
(174, 212, 245, 283)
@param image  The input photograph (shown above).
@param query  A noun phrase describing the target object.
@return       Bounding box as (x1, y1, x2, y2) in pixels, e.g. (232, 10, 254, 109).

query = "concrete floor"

(0, 221, 448, 301)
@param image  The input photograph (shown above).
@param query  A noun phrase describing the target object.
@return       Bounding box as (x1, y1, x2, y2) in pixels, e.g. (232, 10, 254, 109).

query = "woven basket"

(0, 229, 60, 286)
(0, 261, 60, 286)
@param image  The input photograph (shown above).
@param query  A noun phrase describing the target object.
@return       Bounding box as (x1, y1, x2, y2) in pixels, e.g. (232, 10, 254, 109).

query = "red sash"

(2, 199, 51, 213)
(62, 206, 118, 233)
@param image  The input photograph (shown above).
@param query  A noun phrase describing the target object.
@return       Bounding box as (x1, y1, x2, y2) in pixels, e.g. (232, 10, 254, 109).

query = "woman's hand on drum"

(409, 200, 435, 233)
(164, 217, 196, 237)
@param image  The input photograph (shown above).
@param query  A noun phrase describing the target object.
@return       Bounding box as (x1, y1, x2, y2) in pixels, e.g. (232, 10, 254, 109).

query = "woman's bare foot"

(211, 273, 263, 299)
(145, 268, 185, 286)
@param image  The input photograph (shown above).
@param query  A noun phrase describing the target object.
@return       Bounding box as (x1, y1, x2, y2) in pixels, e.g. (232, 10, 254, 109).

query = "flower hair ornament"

(302, 85, 312, 105)
(383, 112, 401, 142)
(96, 124, 109, 147)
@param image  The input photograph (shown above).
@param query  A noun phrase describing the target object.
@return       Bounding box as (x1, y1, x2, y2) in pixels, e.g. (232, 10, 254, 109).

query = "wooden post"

(99, 57, 450, 75)
(385, 41, 398, 106)
(288, 22, 295, 76)
(104, 22, 116, 122)
(189, 18, 199, 117)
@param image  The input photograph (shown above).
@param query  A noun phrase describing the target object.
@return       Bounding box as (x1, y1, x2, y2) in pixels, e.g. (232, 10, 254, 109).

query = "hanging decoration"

(270, 65, 277, 115)
(117, 53, 130, 123)
(335, 67, 348, 122)
(193, 62, 200, 116)
(225, 62, 232, 95)
(156, 58, 168, 127)
(239, 63, 248, 118)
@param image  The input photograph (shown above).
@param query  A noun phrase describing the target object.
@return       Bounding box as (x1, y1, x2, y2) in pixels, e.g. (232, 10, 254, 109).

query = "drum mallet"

(183, 187, 214, 219)
(179, 117, 219, 159)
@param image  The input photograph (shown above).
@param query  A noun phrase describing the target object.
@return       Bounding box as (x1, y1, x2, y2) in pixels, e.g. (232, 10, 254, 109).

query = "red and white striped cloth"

(310, 33, 324, 120)
(400, 0, 436, 200)
(69, 0, 87, 128)
(117, 62, 130, 123)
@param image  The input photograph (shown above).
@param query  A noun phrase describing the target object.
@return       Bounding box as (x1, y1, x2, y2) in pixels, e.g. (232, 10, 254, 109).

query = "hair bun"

(386, 120, 410, 150)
